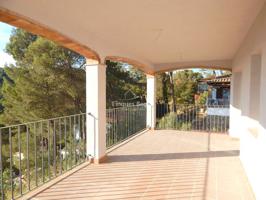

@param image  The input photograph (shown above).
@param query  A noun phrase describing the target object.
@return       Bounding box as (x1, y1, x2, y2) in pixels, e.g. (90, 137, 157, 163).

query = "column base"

(92, 154, 108, 164)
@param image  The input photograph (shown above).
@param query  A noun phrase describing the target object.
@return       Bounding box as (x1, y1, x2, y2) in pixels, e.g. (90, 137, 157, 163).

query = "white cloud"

(0, 51, 15, 67)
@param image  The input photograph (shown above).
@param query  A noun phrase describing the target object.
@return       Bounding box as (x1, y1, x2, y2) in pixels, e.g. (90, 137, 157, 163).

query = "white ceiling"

(0, 0, 265, 73)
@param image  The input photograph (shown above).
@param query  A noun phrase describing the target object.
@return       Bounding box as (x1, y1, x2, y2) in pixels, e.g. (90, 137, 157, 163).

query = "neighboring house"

(198, 74, 231, 117)
(198, 74, 231, 106)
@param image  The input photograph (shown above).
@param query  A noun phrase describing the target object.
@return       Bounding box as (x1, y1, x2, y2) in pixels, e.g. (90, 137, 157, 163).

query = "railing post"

(86, 60, 107, 164)
(146, 74, 156, 129)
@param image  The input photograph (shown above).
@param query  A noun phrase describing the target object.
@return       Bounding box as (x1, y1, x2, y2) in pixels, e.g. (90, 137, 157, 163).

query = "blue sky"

(0, 22, 15, 67)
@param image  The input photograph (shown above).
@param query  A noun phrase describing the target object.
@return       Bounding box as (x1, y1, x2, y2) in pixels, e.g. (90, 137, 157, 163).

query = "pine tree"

(174, 70, 202, 104)
(0, 68, 9, 114)
(1, 29, 85, 124)
(106, 60, 146, 108)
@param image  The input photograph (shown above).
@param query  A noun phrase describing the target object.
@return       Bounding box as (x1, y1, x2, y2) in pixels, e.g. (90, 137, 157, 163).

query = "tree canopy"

(0, 28, 147, 125)
(1, 29, 86, 125)
(156, 70, 203, 105)
(0, 68, 9, 114)
(106, 61, 146, 108)
(0, 28, 229, 125)
(174, 70, 202, 104)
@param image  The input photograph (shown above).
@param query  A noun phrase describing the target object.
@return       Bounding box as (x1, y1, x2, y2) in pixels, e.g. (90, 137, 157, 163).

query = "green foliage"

(106, 61, 131, 107)
(0, 68, 8, 86)
(106, 60, 146, 108)
(106, 105, 146, 147)
(196, 91, 209, 105)
(157, 70, 202, 105)
(5, 29, 37, 63)
(156, 106, 229, 133)
(0, 120, 87, 199)
(157, 112, 192, 130)
(174, 70, 202, 104)
(156, 73, 170, 103)
(1, 29, 86, 124)
(0, 28, 147, 198)
(0, 68, 9, 114)
(125, 66, 146, 100)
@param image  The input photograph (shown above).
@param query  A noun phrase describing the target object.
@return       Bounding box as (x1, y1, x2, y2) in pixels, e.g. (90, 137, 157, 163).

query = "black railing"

(0, 105, 148, 199)
(207, 98, 230, 106)
(0, 104, 149, 199)
(106, 104, 147, 148)
(0, 113, 86, 199)
(156, 104, 229, 133)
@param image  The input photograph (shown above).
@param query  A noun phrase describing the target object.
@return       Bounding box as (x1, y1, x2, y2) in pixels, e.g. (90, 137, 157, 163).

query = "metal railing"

(207, 98, 230, 106)
(156, 104, 229, 133)
(0, 104, 148, 199)
(0, 113, 86, 200)
(0, 103, 230, 199)
(106, 104, 147, 148)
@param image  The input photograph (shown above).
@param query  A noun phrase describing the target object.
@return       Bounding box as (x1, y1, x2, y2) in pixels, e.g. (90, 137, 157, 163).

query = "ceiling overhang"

(0, 0, 265, 74)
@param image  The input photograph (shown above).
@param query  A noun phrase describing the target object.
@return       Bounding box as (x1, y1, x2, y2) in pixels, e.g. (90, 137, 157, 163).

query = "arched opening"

(155, 65, 232, 75)
(0, 8, 100, 62)
(155, 68, 231, 133)
(103, 58, 148, 147)
(105, 56, 154, 75)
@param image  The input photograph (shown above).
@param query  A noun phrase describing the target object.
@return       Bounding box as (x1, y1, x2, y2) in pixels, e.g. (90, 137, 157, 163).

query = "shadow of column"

(202, 131, 211, 200)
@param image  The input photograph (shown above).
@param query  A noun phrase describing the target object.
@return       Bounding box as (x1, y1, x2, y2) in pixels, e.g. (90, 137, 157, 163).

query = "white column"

(229, 71, 242, 138)
(86, 63, 106, 163)
(146, 75, 156, 129)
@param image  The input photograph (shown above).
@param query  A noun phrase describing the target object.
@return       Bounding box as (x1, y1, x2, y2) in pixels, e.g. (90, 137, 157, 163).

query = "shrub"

(157, 112, 192, 131)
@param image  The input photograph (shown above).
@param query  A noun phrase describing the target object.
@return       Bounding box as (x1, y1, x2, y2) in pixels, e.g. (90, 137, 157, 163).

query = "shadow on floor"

(108, 150, 240, 162)
(31, 131, 253, 200)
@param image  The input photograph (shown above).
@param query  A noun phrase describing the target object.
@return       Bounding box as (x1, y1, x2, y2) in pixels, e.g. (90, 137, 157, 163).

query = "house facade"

(198, 74, 231, 106)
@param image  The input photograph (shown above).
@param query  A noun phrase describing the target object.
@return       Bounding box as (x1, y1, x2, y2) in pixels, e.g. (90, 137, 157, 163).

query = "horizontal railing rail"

(156, 104, 229, 133)
(207, 98, 230, 106)
(1, 104, 148, 199)
(0, 113, 86, 200)
(106, 104, 147, 148)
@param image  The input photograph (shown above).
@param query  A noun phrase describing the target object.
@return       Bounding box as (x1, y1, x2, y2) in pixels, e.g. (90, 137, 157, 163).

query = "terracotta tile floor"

(31, 130, 254, 200)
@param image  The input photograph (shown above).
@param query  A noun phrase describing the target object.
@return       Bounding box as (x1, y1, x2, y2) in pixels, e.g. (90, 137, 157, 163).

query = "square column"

(146, 75, 156, 129)
(229, 71, 242, 138)
(86, 63, 107, 163)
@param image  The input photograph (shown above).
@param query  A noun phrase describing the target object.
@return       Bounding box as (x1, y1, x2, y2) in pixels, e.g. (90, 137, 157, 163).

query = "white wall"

(207, 107, 229, 116)
(231, 3, 266, 199)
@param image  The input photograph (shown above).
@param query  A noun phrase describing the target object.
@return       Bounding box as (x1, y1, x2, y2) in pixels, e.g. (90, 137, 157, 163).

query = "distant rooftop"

(199, 74, 231, 84)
